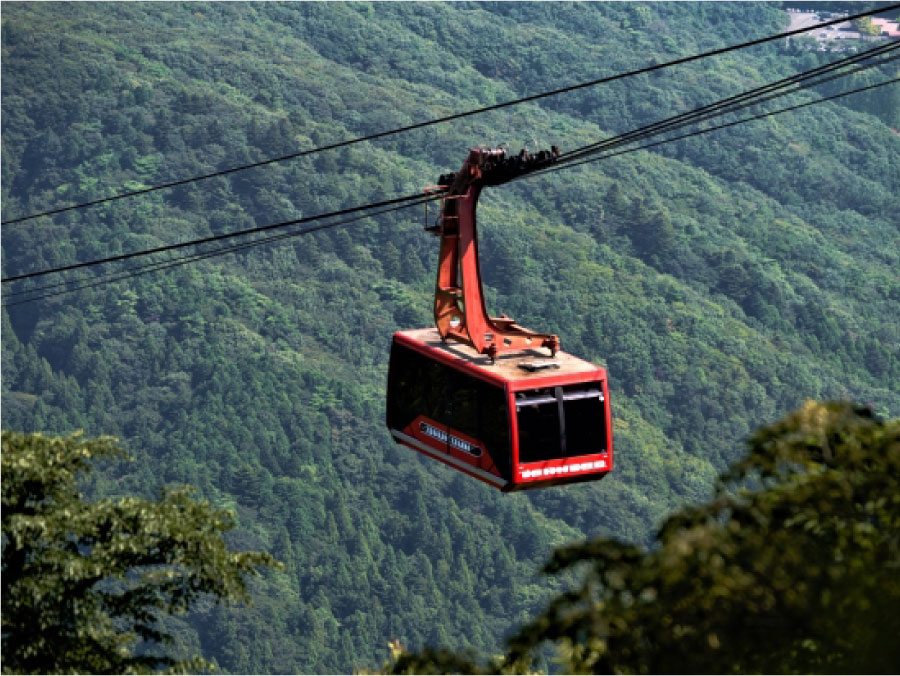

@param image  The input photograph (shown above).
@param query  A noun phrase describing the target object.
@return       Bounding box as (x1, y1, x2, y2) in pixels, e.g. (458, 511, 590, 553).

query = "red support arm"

(430, 147, 560, 362)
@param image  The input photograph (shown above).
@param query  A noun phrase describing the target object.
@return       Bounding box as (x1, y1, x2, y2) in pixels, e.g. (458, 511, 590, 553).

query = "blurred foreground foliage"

(1, 431, 280, 674)
(389, 401, 900, 674)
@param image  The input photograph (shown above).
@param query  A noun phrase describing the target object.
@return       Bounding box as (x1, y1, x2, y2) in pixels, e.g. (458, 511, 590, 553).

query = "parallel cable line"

(2, 198, 434, 307)
(526, 77, 900, 180)
(558, 41, 900, 165)
(507, 49, 900, 182)
(3, 3, 896, 227)
(1, 192, 432, 284)
(5, 77, 895, 307)
(547, 63, 900, 176)
(6, 43, 892, 288)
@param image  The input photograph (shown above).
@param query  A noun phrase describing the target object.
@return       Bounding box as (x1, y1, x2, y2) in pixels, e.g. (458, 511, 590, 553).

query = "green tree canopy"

(853, 16, 882, 35)
(1, 431, 280, 674)
(389, 401, 900, 674)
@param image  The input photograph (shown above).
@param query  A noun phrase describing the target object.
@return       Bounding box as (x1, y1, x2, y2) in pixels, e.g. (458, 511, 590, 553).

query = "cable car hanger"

(386, 145, 613, 492)
(426, 146, 561, 363)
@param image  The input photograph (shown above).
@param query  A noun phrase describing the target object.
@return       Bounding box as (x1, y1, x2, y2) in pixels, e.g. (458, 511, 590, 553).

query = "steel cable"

(3, 3, 895, 227)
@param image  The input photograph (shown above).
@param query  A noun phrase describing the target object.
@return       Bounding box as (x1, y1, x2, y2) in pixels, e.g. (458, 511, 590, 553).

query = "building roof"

(871, 18, 900, 36)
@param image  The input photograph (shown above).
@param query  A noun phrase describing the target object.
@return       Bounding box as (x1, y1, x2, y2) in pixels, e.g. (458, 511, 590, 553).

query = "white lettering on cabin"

(419, 421, 482, 457)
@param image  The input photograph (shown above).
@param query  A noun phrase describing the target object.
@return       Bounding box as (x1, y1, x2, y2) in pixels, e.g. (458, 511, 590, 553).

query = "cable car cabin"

(386, 146, 614, 491)
(387, 328, 613, 491)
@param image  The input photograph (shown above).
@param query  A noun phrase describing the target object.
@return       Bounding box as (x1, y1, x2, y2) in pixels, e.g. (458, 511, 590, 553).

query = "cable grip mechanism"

(428, 146, 560, 363)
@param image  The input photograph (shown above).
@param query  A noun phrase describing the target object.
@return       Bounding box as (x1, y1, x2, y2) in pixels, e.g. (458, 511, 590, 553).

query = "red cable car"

(386, 147, 613, 491)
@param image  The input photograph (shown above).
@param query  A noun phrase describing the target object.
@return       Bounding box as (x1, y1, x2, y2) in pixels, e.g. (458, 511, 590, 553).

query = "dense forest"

(2, 3, 898, 672)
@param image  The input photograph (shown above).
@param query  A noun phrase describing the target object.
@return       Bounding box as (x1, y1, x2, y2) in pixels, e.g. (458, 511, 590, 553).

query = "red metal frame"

(431, 148, 560, 362)
(387, 145, 614, 491)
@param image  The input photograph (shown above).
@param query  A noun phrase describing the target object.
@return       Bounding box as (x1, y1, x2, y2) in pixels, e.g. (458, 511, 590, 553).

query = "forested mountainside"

(2, 2, 898, 672)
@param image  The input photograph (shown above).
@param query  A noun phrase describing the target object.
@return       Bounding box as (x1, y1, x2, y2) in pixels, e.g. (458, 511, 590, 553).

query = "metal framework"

(428, 147, 561, 362)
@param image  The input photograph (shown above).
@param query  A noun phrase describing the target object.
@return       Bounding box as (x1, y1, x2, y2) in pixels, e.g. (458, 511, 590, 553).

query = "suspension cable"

(7, 43, 890, 286)
(5, 77, 895, 307)
(3, 3, 895, 227)
(559, 41, 900, 166)
(1, 192, 434, 284)
(2, 198, 433, 307)
(4, 67, 897, 303)
(526, 78, 900, 181)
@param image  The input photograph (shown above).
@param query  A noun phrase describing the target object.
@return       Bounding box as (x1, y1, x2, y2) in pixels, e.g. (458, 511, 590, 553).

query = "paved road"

(788, 11, 824, 32)
(787, 11, 857, 40)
